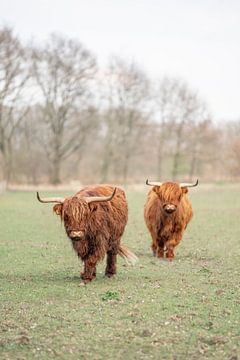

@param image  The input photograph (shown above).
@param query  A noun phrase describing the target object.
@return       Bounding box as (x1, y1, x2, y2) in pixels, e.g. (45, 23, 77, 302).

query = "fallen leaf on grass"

(17, 335, 30, 345)
(215, 289, 224, 296)
(201, 336, 227, 345)
(228, 355, 238, 360)
(170, 314, 183, 322)
(141, 329, 152, 337)
(223, 308, 231, 315)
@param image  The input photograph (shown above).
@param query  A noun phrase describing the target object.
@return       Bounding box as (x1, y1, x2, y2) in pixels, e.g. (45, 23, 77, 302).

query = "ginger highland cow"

(144, 180, 198, 260)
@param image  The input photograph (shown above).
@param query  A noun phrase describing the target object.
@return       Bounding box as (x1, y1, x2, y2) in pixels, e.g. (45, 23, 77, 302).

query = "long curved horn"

(146, 179, 163, 186)
(146, 179, 199, 188)
(37, 192, 65, 204)
(84, 188, 117, 204)
(180, 179, 199, 188)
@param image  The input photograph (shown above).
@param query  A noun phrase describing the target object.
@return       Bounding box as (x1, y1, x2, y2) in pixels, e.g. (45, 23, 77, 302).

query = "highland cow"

(37, 185, 137, 284)
(144, 180, 198, 260)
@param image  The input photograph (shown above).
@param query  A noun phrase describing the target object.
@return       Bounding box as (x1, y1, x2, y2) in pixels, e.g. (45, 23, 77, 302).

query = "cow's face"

(153, 182, 188, 215)
(54, 197, 91, 241)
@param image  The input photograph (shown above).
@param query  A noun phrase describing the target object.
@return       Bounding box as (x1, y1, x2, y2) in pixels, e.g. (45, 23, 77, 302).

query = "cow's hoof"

(156, 253, 164, 259)
(105, 273, 116, 278)
(85, 279, 93, 284)
(79, 279, 92, 285)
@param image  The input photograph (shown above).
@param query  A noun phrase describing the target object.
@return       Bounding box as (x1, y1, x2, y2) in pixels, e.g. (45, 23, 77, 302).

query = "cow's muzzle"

(163, 204, 176, 214)
(69, 230, 85, 241)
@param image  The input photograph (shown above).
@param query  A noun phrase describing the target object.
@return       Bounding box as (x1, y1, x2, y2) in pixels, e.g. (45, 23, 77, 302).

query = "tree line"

(0, 27, 239, 185)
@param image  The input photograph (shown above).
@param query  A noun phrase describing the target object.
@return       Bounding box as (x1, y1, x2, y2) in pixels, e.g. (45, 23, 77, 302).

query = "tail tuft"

(118, 244, 138, 265)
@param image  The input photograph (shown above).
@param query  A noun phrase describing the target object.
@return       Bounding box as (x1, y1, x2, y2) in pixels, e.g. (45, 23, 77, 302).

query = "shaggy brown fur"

(53, 185, 137, 283)
(144, 182, 193, 260)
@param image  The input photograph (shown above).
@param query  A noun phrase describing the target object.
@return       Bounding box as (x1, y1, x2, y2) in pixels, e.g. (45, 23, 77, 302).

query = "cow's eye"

(64, 214, 69, 221)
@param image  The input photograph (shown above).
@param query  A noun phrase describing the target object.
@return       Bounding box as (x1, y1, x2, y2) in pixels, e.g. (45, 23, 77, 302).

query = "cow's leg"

(166, 246, 175, 260)
(105, 250, 117, 278)
(156, 238, 164, 258)
(165, 235, 182, 260)
(151, 234, 158, 257)
(81, 256, 98, 284)
(151, 242, 157, 257)
(156, 246, 165, 258)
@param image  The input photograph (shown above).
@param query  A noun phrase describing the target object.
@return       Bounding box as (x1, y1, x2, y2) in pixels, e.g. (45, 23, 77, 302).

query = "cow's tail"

(118, 244, 138, 265)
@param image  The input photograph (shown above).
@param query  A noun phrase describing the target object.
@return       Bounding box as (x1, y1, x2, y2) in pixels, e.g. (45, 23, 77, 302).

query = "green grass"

(0, 186, 240, 360)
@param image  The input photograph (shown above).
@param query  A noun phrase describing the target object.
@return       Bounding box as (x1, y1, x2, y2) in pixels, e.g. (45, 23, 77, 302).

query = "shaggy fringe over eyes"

(158, 183, 182, 201)
(62, 198, 90, 222)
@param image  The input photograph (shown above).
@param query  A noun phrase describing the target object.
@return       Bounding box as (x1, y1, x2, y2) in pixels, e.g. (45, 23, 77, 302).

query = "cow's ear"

(53, 204, 63, 216)
(181, 187, 188, 194)
(153, 186, 160, 194)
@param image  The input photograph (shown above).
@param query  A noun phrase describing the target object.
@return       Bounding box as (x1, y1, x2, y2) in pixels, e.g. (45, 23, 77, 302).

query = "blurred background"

(0, 0, 239, 188)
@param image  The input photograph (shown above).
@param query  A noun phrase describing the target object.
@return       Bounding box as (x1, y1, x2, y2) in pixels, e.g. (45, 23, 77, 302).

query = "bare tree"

(154, 78, 177, 178)
(223, 120, 240, 178)
(100, 57, 151, 183)
(32, 34, 97, 184)
(155, 77, 210, 180)
(13, 106, 48, 184)
(0, 27, 29, 182)
(185, 119, 220, 180)
(0, 29, 237, 185)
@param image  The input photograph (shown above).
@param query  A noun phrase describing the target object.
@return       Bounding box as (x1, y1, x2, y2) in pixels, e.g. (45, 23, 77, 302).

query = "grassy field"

(0, 185, 240, 360)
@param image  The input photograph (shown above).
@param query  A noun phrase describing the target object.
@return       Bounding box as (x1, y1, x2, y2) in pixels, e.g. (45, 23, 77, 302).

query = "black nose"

(71, 237, 81, 241)
(164, 204, 176, 214)
(165, 208, 175, 214)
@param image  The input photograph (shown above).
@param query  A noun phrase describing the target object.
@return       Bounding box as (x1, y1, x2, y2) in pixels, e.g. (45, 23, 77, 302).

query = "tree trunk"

(189, 150, 197, 181)
(172, 151, 180, 180)
(157, 152, 163, 179)
(122, 154, 130, 184)
(1, 140, 13, 184)
(2, 158, 12, 183)
(52, 158, 61, 184)
(101, 160, 109, 182)
(157, 136, 164, 179)
(172, 122, 184, 180)
(101, 131, 114, 182)
(101, 148, 113, 182)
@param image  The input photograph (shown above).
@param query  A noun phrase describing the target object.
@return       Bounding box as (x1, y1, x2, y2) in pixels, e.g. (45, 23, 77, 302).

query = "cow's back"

(78, 185, 128, 238)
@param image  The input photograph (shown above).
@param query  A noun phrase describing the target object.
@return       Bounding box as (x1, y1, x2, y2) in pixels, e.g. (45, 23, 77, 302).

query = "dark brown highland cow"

(37, 185, 137, 284)
(144, 180, 198, 260)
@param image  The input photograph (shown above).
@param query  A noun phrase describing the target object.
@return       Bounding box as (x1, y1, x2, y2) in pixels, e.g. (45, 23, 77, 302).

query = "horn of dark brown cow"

(180, 179, 199, 188)
(36, 192, 65, 204)
(146, 179, 163, 186)
(83, 187, 117, 204)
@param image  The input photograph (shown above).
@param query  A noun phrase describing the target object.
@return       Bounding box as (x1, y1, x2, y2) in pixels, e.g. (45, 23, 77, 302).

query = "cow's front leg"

(166, 246, 175, 260)
(156, 238, 164, 258)
(165, 235, 181, 260)
(151, 234, 158, 257)
(105, 250, 117, 278)
(81, 256, 97, 284)
(151, 242, 157, 257)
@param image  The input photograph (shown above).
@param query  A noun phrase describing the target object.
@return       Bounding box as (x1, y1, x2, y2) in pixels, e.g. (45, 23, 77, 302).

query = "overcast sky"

(1, 0, 240, 121)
